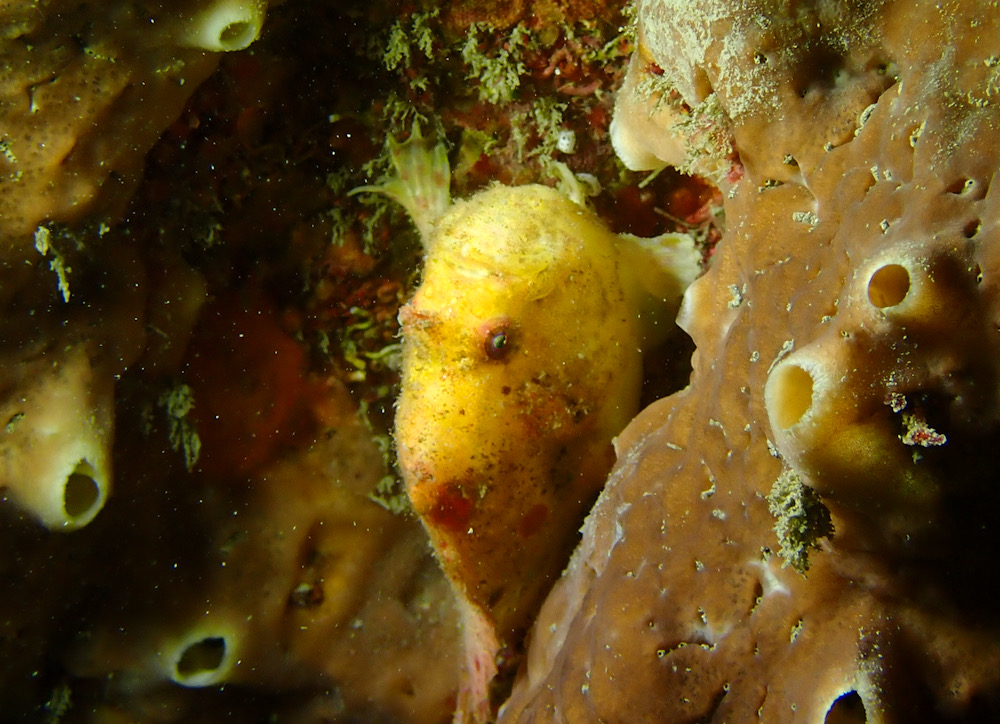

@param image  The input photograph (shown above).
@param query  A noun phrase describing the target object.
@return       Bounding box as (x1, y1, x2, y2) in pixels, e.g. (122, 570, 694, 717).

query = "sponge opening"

(867, 263, 910, 308)
(174, 636, 228, 685)
(767, 363, 814, 429)
(825, 690, 867, 723)
(217, 20, 258, 50)
(183, 0, 266, 53)
(64, 461, 102, 522)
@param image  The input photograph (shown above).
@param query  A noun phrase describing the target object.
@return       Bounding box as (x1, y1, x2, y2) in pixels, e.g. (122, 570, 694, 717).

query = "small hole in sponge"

(64, 462, 100, 519)
(825, 691, 867, 723)
(946, 178, 974, 195)
(867, 264, 910, 308)
(748, 579, 764, 614)
(768, 363, 814, 429)
(176, 637, 227, 679)
(963, 219, 982, 238)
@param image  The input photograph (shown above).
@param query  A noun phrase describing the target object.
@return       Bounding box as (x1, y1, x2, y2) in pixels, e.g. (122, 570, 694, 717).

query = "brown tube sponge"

(503, 1, 1000, 720)
(0, 0, 272, 250)
(157, 619, 245, 688)
(67, 419, 460, 722)
(179, 0, 268, 52)
(0, 343, 113, 530)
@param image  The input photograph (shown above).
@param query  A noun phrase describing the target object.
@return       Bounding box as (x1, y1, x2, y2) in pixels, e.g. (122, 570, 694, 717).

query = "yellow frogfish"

(356, 126, 700, 721)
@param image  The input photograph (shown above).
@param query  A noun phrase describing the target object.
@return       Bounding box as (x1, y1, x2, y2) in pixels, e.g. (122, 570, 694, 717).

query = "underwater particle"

(900, 412, 946, 447)
(0, 137, 17, 164)
(33, 224, 51, 254)
(158, 383, 202, 471)
(289, 580, 325, 608)
(727, 283, 745, 308)
(34, 224, 72, 302)
(884, 391, 907, 412)
(42, 679, 72, 723)
(368, 472, 411, 515)
(767, 467, 834, 573)
(791, 210, 819, 227)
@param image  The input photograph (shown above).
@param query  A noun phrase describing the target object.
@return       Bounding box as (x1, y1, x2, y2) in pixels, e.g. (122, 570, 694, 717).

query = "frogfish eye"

(481, 317, 515, 360)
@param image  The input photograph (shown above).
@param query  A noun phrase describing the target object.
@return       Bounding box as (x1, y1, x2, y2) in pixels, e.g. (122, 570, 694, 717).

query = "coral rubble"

(503, 0, 1000, 721)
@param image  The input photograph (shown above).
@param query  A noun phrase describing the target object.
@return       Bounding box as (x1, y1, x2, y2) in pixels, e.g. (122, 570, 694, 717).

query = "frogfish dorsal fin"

(350, 122, 451, 248)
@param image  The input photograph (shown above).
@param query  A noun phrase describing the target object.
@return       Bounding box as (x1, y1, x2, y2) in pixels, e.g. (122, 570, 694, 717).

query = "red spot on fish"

(426, 486, 475, 533)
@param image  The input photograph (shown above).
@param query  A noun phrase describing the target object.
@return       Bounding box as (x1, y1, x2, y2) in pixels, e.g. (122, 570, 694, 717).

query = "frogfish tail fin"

(618, 231, 703, 347)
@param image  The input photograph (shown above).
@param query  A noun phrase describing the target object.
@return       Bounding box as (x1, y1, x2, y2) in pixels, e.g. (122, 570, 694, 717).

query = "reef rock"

(502, 1, 1000, 721)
